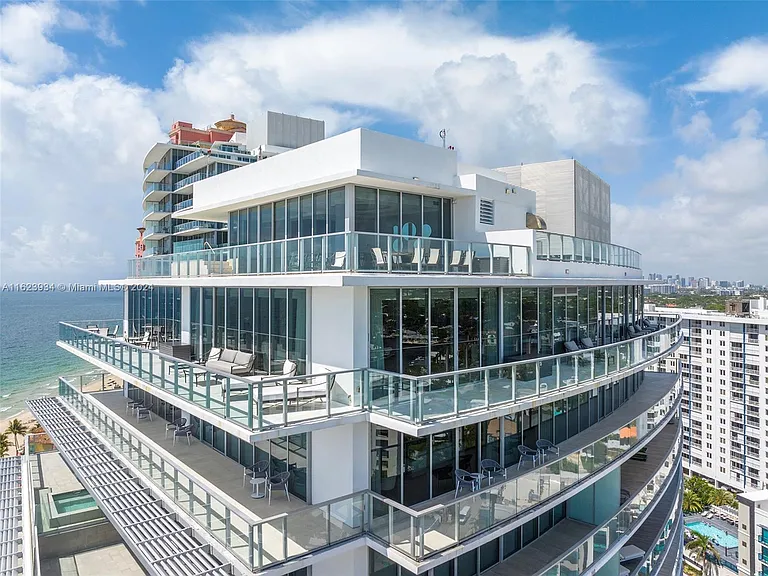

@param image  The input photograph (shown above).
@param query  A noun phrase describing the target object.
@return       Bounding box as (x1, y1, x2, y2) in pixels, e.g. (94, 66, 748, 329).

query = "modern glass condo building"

(32, 127, 684, 576)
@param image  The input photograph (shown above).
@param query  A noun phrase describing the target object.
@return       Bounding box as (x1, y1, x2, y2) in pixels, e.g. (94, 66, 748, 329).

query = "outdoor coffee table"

(250, 477, 267, 499)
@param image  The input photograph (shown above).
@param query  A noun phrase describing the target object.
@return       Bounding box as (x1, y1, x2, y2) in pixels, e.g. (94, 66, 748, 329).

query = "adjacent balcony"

(535, 231, 641, 270)
(172, 198, 193, 212)
(142, 223, 172, 241)
(126, 231, 531, 278)
(58, 319, 681, 435)
(142, 182, 173, 202)
(369, 376, 681, 565)
(173, 172, 205, 191)
(172, 220, 223, 237)
(143, 161, 172, 183)
(142, 201, 172, 221)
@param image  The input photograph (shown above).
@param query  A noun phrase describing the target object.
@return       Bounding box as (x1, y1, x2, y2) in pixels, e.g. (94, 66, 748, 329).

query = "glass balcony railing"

(58, 321, 366, 432)
(172, 238, 208, 253)
(632, 497, 683, 576)
(58, 377, 365, 571)
(173, 220, 220, 234)
(369, 319, 682, 424)
(58, 318, 681, 433)
(543, 454, 682, 575)
(369, 396, 681, 562)
(536, 231, 641, 269)
(174, 171, 205, 190)
(144, 223, 171, 236)
(143, 201, 172, 217)
(173, 198, 193, 211)
(175, 150, 204, 169)
(142, 182, 173, 198)
(56, 365, 679, 571)
(144, 161, 172, 177)
(127, 231, 531, 278)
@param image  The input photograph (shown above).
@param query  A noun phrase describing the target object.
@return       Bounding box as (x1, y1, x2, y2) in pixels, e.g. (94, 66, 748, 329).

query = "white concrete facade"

(645, 303, 768, 492)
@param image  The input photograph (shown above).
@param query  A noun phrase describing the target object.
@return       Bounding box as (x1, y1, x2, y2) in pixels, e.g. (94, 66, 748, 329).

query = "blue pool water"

(685, 521, 739, 549)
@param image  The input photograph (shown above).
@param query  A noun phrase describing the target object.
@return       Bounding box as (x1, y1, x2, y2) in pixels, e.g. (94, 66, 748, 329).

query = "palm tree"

(710, 488, 735, 507)
(5, 419, 27, 454)
(0, 434, 9, 458)
(683, 489, 704, 514)
(686, 531, 721, 576)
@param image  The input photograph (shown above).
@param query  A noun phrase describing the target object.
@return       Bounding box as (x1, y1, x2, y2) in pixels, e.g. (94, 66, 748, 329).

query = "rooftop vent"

(479, 199, 494, 225)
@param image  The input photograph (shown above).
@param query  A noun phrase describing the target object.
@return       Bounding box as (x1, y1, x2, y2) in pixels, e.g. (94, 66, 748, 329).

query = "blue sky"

(1, 1, 767, 283)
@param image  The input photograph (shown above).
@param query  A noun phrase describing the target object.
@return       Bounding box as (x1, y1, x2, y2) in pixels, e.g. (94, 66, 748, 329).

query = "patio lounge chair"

(518, 445, 539, 469)
(426, 248, 440, 267)
(330, 251, 346, 269)
(563, 341, 581, 353)
(127, 329, 150, 345)
(454, 469, 480, 497)
(243, 460, 270, 488)
(267, 471, 291, 505)
(450, 250, 464, 268)
(371, 247, 387, 268)
(579, 337, 596, 349)
(480, 459, 506, 485)
(136, 403, 153, 421)
(107, 324, 120, 338)
(173, 424, 196, 446)
(165, 417, 186, 439)
(536, 439, 560, 460)
(225, 360, 298, 398)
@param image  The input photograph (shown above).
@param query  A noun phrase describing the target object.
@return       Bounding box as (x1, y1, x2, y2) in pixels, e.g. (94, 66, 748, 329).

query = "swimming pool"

(52, 489, 97, 514)
(685, 521, 739, 549)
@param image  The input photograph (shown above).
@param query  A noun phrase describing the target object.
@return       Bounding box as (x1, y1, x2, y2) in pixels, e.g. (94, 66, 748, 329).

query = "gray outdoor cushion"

(208, 347, 222, 360)
(220, 349, 237, 363)
(564, 341, 580, 353)
(206, 359, 232, 372)
(234, 351, 251, 366)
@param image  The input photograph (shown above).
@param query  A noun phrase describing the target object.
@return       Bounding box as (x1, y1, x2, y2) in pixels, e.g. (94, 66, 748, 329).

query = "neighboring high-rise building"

(645, 298, 768, 492)
(495, 159, 611, 242)
(736, 490, 768, 576)
(25, 127, 683, 576)
(141, 112, 324, 256)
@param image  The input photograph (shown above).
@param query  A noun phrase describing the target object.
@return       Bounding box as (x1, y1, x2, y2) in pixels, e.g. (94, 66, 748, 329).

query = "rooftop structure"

(31, 122, 682, 576)
(737, 489, 768, 576)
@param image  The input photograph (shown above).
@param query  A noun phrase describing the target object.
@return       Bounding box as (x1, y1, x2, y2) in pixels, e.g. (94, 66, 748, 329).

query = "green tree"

(685, 475, 715, 507)
(0, 434, 9, 458)
(686, 531, 721, 576)
(710, 488, 736, 507)
(683, 490, 704, 514)
(5, 419, 28, 454)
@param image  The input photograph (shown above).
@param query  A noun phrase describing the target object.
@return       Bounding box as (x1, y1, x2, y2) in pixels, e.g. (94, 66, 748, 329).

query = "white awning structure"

(27, 397, 233, 576)
(0, 456, 22, 576)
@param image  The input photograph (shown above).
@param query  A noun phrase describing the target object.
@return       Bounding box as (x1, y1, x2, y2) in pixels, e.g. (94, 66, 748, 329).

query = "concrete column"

(180, 286, 191, 345)
(309, 546, 367, 576)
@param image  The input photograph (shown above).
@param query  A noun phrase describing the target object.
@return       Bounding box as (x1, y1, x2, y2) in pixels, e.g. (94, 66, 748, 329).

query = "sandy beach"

(0, 372, 122, 456)
(1, 410, 39, 457)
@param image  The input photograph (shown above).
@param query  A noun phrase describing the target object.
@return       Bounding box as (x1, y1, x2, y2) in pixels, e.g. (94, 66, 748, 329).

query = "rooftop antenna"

(439, 128, 449, 149)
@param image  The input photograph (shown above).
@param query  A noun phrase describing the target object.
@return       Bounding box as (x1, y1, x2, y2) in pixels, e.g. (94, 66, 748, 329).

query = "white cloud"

(676, 111, 713, 143)
(613, 109, 768, 284)
(686, 37, 768, 95)
(0, 224, 114, 279)
(156, 8, 647, 167)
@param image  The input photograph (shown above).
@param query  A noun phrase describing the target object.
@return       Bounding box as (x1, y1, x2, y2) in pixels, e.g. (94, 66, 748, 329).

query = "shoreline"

(1, 410, 38, 457)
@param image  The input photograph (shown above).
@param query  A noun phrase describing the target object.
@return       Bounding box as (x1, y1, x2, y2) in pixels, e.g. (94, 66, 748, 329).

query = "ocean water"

(0, 291, 123, 417)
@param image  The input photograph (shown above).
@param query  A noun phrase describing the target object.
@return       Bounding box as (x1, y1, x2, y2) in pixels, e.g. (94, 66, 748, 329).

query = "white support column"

(180, 286, 191, 345)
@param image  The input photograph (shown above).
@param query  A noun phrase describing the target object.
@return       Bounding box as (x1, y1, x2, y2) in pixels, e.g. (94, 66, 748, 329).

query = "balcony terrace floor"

(411, 371, 678, 513)
(88, 390, 307, 521)
(483, 431, 680, 576)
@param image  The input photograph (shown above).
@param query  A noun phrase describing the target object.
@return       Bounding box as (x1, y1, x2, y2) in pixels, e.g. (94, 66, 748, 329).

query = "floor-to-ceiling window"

(369, 371, 644, 506)
(185, 287, 307, 374)
(369, 286, 638, 375)
(127, 286, 181, 341)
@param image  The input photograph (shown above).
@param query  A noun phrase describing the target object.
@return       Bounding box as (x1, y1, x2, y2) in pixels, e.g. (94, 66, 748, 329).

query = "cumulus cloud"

(676, 111, 713, 144)
(156, 8, 647, 166)
(685, 37, 768, 95)
(613, 109, 768, 283)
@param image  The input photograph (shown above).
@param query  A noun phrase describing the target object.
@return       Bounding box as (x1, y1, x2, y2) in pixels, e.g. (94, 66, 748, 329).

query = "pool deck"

(684, 512, 740, 568)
